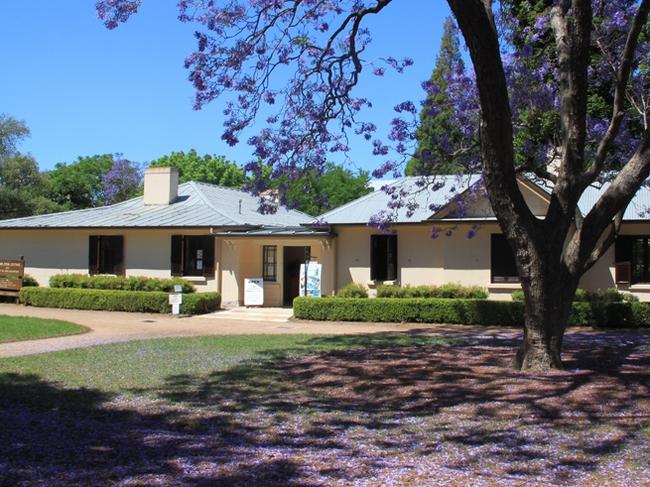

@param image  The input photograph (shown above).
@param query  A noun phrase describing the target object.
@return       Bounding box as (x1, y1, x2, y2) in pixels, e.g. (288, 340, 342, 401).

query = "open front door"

(283, 246, 310, 306)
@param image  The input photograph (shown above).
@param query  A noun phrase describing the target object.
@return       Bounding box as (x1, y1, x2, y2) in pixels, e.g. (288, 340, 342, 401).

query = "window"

(89, 236, 124, 275)
(171, 236, 215, 277)
(615, 236, 650, 284)
(371, 234, 397, 281)
(263, 245, 277, 281)
(491, 234, 519, 283)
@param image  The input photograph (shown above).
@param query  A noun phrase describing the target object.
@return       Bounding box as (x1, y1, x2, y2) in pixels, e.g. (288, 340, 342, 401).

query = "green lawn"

(1, 331, 648, 486)
(0, 333, 450, 394)
(0, 315, 88, 343)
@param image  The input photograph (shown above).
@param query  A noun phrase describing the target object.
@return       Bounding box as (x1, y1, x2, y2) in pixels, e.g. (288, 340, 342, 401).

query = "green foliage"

(49, 274, 195, 293)
(149, 149, 245, 187)
(0, 114, 30, 158)
(44, 154, 115, 209)
(20, 288, 220, 315)
(512, 288, 638, 303)
(21, 275, 39, 287)
(377, 283, 488, 299)
(336, 282, 368, 298)
(294, 297, 650, 329)
(280, 163, 372, 216)
(294, 297, 524, 325)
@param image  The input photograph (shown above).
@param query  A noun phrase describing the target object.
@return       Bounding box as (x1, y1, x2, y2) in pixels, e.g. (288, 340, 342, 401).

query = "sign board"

(169, 293, 183, 315)
(0, 259, 24, 299)
(299, 261, 322, 298)
(0, 278, 22, 290)
(0, 259, 24, 277)
(173, 284, 184, 293)
(244, 278, 264, 306)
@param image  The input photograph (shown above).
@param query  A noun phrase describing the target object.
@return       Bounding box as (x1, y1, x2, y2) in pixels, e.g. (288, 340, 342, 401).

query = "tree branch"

(584, 0, 650, 183)
(447, 0, 538, 242)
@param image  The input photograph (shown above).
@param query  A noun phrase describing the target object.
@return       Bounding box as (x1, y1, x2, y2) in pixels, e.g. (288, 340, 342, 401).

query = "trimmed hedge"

(337, 282, 369, 298)
(293, 297, 650, 328)
(377, 283, 488, 299)
(20, 288, 220, 315)
(49, 274, 195, 293)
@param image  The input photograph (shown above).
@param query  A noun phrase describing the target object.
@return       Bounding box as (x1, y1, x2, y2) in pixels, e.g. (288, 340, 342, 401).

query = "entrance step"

(202, 307, 294, 323)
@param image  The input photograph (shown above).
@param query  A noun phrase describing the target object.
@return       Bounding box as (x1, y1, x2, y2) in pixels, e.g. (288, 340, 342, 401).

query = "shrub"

(376, 283, 488, 299)
(49, 274, 195, 293)
(293, 297, 650, 328)
(20, 288, 219, 315)
(294, 297, 524, 326)
(336, 282, 368, 298)
(21, 275, 39, 287)
(512, 287, 639, 304)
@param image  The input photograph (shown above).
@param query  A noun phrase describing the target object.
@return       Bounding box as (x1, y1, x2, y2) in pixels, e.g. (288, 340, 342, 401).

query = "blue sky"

(1, 2, 452, 172)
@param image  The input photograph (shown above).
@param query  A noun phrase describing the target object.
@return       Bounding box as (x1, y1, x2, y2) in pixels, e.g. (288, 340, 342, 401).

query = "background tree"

(98, 0, 650, 370)
(149, 149, 245, 187)
(0, 115, 66, 219)
(0, 114, 30, 158)
(102, 155, 143, 205)
(405, 17, 477, 176)
(44, 154, 115, 209)
(275, 163, 371, 216)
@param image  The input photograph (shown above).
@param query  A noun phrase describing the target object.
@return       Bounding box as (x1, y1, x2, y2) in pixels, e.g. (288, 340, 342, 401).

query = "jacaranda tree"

(97, 0, 650, 371)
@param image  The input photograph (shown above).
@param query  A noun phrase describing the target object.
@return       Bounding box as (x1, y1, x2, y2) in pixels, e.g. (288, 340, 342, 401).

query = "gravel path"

(0, 304, 492, 357)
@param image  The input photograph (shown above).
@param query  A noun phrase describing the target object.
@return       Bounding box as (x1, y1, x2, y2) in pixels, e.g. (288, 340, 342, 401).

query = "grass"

(0, 330, 649, 486)
(0, 333, 453, 394)
(0, 315, 88, 343)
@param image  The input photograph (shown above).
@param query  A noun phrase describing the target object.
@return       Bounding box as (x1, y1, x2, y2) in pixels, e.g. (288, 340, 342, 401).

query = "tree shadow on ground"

(1, 330, 649, 485)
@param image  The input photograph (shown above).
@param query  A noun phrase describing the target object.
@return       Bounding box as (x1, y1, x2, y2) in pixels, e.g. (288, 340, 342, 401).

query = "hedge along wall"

(293, 297, 650, 328)
(20, 288, 220, 315)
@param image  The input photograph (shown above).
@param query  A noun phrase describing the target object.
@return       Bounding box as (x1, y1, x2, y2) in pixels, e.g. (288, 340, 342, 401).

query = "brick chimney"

(143, 167, 179, 205)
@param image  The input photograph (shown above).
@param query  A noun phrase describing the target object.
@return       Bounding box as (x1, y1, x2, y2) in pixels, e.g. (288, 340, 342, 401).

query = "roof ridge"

(316, 177, 407, 221)
(186, 181, 241, 225)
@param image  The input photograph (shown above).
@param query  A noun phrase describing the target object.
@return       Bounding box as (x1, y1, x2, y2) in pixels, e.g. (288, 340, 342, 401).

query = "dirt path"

(0, 304, 511, 357)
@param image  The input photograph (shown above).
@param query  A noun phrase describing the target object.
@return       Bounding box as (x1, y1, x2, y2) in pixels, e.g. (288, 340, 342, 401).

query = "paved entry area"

(203, 307, 293, 322)
(0, 304, 451, 358)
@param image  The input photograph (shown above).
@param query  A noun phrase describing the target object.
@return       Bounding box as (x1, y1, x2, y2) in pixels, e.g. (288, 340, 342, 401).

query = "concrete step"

(203, 307, 294, 322)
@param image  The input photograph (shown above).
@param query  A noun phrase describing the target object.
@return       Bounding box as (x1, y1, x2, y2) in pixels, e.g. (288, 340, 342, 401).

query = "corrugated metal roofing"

(578, 183, 650, 220)
(319, 175, 650, 224)
(0, 181, 311, 229)
(318, 176, 482, 224)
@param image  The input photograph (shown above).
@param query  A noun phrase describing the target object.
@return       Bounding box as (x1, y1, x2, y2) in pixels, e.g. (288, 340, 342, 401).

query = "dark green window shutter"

(89, 236, 99, 275)
(112, 236, 125, 276)
(171, 235, 183, 276)
(202, 236, 215, 276)
(387, 235, 397, 281)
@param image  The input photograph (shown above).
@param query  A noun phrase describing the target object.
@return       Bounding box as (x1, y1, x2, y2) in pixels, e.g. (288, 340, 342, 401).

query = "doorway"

(283, 246, 311, 305)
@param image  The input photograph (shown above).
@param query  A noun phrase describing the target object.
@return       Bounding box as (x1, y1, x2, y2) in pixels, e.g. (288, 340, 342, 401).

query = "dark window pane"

(491, 234, 519, 282)
(263, 246, 277, 281)
(171, 236, 183, 276)
(371, 235, 398, 281)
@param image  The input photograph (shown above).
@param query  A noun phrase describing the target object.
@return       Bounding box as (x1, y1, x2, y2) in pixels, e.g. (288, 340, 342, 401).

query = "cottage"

(1, 167, 649, 304)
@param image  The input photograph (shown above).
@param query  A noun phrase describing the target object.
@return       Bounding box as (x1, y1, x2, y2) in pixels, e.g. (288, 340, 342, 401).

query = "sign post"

(169, 284, 184, 315)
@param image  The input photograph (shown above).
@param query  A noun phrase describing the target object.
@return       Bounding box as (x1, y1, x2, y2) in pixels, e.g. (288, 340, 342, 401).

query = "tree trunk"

(515, 270, 576, 371)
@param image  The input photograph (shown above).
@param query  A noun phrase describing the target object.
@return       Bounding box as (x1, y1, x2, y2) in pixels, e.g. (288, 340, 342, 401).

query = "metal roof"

(578, 182, 650, 220)
(0, 181, 311, 229)
(317, 176, 482, 224)
(318, 175, 650, 225)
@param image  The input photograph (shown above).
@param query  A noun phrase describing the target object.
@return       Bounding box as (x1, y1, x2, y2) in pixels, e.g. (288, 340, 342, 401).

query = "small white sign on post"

(169, 293, 183, 315)
(244, 278, 264, 306)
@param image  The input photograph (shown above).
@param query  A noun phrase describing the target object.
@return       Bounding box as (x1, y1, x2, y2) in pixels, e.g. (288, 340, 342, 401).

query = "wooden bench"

(0, 258, 25, 303)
